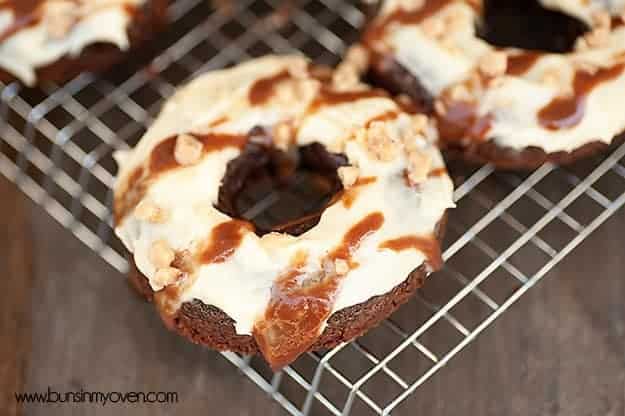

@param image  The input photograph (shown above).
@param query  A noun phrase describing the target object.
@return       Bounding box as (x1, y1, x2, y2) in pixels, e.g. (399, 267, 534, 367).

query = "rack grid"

(1, 1, 624, 415)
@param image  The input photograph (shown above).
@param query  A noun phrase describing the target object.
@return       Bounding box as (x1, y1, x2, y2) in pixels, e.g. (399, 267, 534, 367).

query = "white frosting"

(540, 0, 625, 24)
(370, 0, 625, 153)
(114, 56, 455, 336)
(0, 0, 146, 85)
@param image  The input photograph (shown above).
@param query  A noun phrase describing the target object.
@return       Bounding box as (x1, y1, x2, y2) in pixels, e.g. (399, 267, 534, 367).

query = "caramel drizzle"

(363, 0, 479, 47)
(379, 234, 442, 271)
(428, 167, 447, 178)
(538, 63, 625, 130)
(308, 87, 388, 113)
(152, 221, 255, 328)
(329, 211, 385, 263)
(436, 100, 493, 143)
(363, 0, 452, 46)
(248, 69, 292, 105)
(247, 64, 386, 109)
(253, 212, 385, 369)
(440, 60, 625, 139)
(247, 67, 388, 120)
(0, 0, 44, 15)
(340, 176, 377, 208)
(0, 0, 45, 41)
(198, 220, 255, 264)
(153, 221, 255, 327)
(113, 132, 247, 224)
(116, 66, 393, 226)
(364, 109, 400, 128)
(506, 51, 542, 76)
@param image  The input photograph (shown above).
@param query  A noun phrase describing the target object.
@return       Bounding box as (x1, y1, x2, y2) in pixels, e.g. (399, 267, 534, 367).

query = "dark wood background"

(1, 174, 623, 416)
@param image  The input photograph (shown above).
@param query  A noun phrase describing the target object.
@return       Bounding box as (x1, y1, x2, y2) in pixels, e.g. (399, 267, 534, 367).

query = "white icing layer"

(114, 55, 455, 336)
(0, 0, 145, 85)
(540, 0, 625, 24)
(370, 0, 625, 154)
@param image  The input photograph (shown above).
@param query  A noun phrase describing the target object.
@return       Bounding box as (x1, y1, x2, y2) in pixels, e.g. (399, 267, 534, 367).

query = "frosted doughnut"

(362, 0, 625, 168)
(113, 55, 455, 368)
(0, 0, 166, 86)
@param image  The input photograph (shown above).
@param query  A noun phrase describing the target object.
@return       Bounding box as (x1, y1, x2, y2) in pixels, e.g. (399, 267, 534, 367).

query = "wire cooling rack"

(1, 0, 625, 414)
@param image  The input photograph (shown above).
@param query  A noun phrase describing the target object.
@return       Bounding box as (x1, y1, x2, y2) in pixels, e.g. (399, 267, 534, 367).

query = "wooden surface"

(1, 174, 623, 416)
(0, 178, 33, 416)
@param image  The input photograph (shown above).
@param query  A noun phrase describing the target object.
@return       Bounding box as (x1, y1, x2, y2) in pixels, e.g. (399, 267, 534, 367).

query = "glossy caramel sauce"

(149, 132, 247, 174)
(428, 167, 448, 178)
(0, 0, 45, 41)
(205, 115, 229, 128)
(379, 234, 442, 271)
(248, 69, 292, 105)
(121, 2, 138, 17)
(155, 219, 254, 327)
(329, 211, 385, 263)
(538, 63, 625, 130)
(0, 0, 44, 15)
(201, 132, 247, 152)
(307, 63, 333, 83)
(436, 100, 493, 143)
(340, 176, 377, 208)
(248, 64, 387, 118)
(363, 0, 456, 46)
(113, 166, 146, 224)
(364, 109, 400, 128)
(309, 87, 388, 113)
(114, 132, 247, 224)
(253, 251, 336, 370)
(198, 220, 255, 264)
(506, 51, 542, 76)
(253, 212, 385, 369)
(148, 135, 179, 172)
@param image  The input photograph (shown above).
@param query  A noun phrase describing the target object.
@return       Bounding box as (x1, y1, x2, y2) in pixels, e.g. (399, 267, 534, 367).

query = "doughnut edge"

(127, 211, 449, 358)
(0, 0, 169, 86)
(367, 56, 624, 170)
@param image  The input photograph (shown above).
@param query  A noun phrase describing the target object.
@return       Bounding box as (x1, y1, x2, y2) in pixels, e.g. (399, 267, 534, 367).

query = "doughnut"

(0, 0, 168, 86)
(361, 0, 625, 169)
(113, 55, 454, 369)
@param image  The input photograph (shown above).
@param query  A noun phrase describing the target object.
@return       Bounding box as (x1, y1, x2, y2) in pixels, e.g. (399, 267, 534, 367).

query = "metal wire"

(1, 1, 624, 414)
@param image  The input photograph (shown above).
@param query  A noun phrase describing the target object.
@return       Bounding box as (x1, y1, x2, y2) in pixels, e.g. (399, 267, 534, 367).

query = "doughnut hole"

(477, 0, 589, 53)
(216, 127, 347, 236)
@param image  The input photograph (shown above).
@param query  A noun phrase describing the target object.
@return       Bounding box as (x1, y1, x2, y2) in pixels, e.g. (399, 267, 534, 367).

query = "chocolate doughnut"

(361, 0, 625, 169)
(113, 56, 455, 369)
(0, 0, 168, 86)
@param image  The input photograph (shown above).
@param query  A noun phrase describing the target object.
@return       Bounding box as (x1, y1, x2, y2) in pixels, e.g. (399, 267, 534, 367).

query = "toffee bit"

(174, 134, 203, 166)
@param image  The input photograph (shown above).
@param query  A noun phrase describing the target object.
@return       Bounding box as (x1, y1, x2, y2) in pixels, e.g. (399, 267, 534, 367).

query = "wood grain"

(398, 208, 625, 415)
(0, 178, 33, 416)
